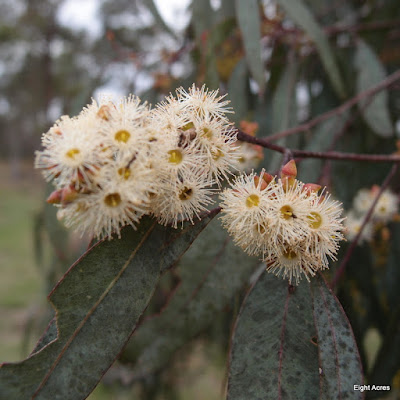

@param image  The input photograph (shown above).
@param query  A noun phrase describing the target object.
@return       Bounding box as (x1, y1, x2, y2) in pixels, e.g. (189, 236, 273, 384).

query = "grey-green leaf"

(235, 0, 265, 94)
(276, 0, 345, 98)
(228, 58, 249, 124)
(355, 39, 393, 138)
(122, 218, 259, 379)
(0, 213, 216, 400)
(227, 272, 363, 399)
(269, 59, 298, 171)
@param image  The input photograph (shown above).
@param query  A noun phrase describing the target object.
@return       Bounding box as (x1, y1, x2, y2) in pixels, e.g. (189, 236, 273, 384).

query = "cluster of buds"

(219, 160, 345, 284)
(35, 85, 239, 238)
(344, 186, 399, 244)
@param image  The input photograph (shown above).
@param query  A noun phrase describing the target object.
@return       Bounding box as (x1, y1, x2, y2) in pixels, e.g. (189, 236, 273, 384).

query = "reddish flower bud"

(46, 189, 62, 204)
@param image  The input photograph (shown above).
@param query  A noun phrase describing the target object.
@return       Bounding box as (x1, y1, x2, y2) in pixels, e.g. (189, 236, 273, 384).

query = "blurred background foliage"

(1, 0, 400, 398)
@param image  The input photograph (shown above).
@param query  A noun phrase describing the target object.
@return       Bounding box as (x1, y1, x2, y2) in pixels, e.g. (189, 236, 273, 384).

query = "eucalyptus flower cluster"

(344, 186, 399, 243)
(219, 161, 345, 284)
(35, 85, 238, 238)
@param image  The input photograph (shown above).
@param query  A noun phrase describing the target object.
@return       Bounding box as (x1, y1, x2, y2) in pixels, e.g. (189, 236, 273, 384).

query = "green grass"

(0, 180, 45, 362)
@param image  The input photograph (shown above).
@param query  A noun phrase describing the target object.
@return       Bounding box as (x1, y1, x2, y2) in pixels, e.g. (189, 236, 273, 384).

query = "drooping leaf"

(234, 0, 265, 94)
(227, 58, 249, 124)
(191, 0, 214, 40)
(268, 59, 298, 171)
(276, 0, 345, 98)
(227, 272, 363, 399)
(122, 218, 259, 379)
(0, 212, 216, 400)
(355, 39, 394, 138)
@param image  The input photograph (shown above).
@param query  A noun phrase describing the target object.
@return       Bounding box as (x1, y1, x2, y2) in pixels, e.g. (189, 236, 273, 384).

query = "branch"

(330, 164, 399, 289)
(237, 130, 400, 163)
(264, 69, 400, 143)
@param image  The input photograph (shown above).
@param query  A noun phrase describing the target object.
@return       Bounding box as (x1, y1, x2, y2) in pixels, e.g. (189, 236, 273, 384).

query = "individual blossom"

(35, 115, 103, 188)
(344, 211, 374, 244)
(353, 188, 374, 215)
(266, 245, 321, 285)
(231, 141, 264, 173)
(305, 191, 345, 268)
(151, 172, 216, 228)
(95, 95, 150, 156)
(176, 84, 233, 120)
(370, 186, 398, 223)
(59, 179, 147, 239)
(151, 133, 208, 183)
(219, 170, 274, 257)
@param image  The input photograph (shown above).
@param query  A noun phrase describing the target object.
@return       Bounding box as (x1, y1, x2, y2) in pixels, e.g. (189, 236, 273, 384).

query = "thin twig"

(264, 69, 400, 143)
(237, 130, 400, 163)
(330, 164, 399, 289)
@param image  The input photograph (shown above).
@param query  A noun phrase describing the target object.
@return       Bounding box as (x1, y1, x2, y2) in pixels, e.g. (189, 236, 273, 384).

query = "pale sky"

(57, 0, 192, 38)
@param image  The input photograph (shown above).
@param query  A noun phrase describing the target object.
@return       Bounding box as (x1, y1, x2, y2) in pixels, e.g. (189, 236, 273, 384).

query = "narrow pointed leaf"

(228, 58, 249, 124)
(235, 0, 265, 94)
(276, 0, 345, 98)
(269, 60, 297, 171)
(0, 213, 216, 400)
(355, 40, 393, 138)
(227, 272, 363, 399)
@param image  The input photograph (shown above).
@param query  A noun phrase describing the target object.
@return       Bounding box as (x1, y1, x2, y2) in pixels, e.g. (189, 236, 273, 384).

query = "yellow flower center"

(114, 130, 131, 143)
(246, 194, 260, 208)
(238, 156, 246, 163)
(308, 211, 323, 229)
(202, 127, 213, 139)
(65, 148, 80, 159)
(212, 149, 224, 160)
(168, 149, 183, 164)
(283, 249, 298, 260)
(118, 167, 131, 180)
(280, 205, 294, 220)
(181, 121, 194, 131)
(179, 186, 193, 201)
(255, 224, 265, 234)
(104, 193, 122, 207)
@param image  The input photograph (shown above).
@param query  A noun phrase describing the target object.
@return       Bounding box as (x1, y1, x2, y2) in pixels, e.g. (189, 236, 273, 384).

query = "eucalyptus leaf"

(0, 213, 216, 400)
(234, 0, 265, 94)
(355, 39, 393, 138)
(228, 58, 249, 124)
(276, 0, 345, 98)
(227, 272, 363, 399)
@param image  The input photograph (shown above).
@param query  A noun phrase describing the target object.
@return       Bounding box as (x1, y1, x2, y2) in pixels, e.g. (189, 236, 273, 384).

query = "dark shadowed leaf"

(122, 218, 259, 378)
(234, 0, 265, 94)
(276, 0, 345, 98)
(367, 307, 400, 399)
(0, 213, 216, 400)
(227, 272, 363, 399)
(355, 40, 393, 138)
